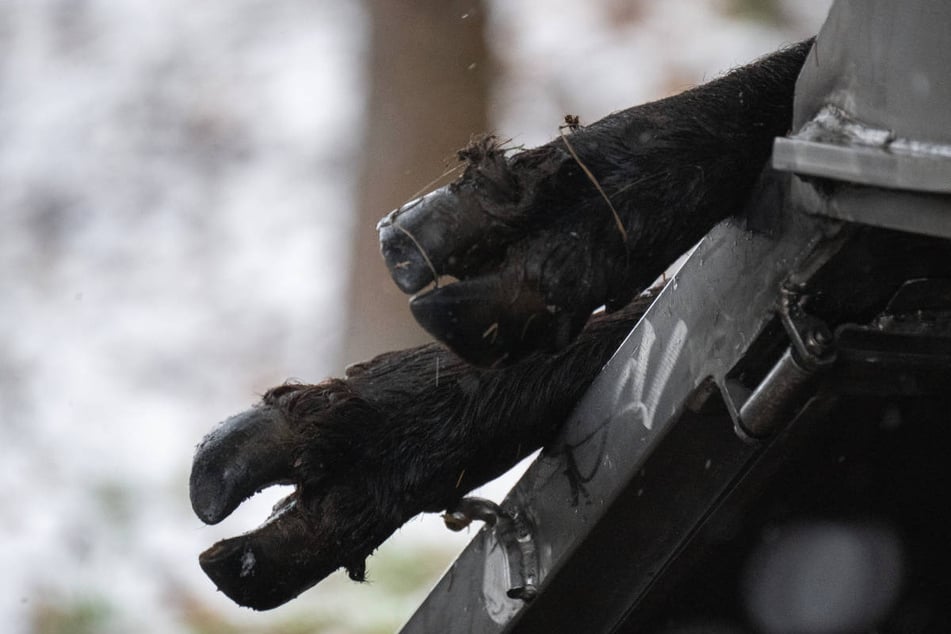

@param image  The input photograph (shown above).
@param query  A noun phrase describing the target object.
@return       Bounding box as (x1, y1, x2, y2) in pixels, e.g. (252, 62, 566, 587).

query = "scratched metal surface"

(399, 175, 838, 633)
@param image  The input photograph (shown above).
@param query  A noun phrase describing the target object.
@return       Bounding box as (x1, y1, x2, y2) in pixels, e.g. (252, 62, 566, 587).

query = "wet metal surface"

(400, 173, 836, 632)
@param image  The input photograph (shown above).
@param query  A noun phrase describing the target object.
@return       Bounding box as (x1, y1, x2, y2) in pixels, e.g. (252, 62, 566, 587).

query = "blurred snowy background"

(0, 1, 829, 632)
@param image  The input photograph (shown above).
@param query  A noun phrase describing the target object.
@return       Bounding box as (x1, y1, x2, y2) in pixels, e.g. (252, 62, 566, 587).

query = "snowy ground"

(0, 1, 829, 632)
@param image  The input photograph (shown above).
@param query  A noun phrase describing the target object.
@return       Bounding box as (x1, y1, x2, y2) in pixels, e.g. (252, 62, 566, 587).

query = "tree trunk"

(343, 1, 490, 365)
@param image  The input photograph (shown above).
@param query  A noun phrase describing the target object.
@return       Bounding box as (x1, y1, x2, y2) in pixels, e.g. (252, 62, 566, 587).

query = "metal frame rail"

(401, 1, 951, 630)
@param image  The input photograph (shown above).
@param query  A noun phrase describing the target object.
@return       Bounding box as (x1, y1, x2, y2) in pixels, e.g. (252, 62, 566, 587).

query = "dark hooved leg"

(379, 40, 813, 366)
(191, 40, 816, 610)
(190, 293, 655, 610)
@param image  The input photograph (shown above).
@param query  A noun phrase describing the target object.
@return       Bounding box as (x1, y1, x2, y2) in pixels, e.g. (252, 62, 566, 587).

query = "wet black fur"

(394, 40, 813, 366)
(258, 292, 657, 582)
(192, 40, 814, 609)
